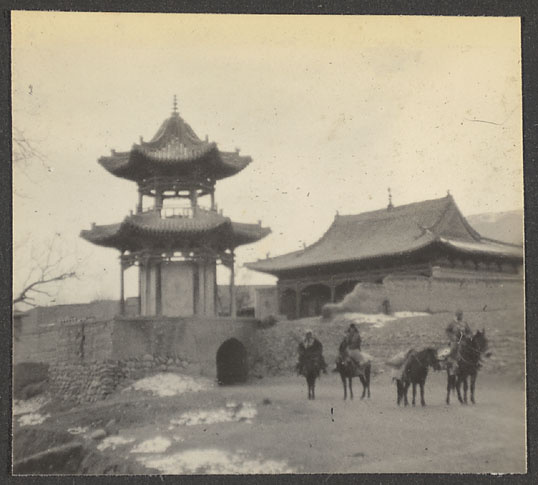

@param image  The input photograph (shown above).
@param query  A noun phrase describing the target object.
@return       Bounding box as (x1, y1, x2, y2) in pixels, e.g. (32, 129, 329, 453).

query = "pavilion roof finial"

(172, 95, 178, 116)
(387, 187, 394, 211)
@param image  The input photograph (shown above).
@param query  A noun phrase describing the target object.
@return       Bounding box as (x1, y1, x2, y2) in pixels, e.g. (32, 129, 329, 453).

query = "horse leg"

(349, 377, 354, 400)
(420, 380, 426, 407)
(365, 363, 371, 399)
(455, 376, 464, 403)
(312, 380, 315, 400)
(359, 375, 366, 400)
(396, 380, 401, 406)
(412, 382, 417, 407)
(470, 372, 477, 404)
(341, 374, 347, 400)
(462, 377, 468, 404)
(446, 373, 451, 405)
(403, 382, 409, 406)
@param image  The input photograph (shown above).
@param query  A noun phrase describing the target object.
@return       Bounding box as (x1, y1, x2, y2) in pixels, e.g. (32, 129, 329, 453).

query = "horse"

(395, 347, 441, 407)
(335, 356, 371, 400)
(299, 355, 324, 400)
(446, 329, 488, 405)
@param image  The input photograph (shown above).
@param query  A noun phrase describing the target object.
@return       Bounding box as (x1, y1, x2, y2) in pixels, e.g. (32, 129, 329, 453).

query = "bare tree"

(12, 127, 49, 168)
(13, 235, 78, 308)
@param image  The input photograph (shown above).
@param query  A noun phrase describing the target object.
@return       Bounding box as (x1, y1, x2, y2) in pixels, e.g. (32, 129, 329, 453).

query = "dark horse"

(396, 348, 441, 407)
(335, 358, 371, 400)
(446, 329, 488, 405)
(300, 355, 324, 400)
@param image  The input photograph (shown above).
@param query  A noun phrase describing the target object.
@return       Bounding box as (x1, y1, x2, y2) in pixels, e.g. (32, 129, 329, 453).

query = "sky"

(12, 13, 523, 306)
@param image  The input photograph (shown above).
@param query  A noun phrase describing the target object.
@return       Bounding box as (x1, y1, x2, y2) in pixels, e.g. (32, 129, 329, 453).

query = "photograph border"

(2, 1, 537, 483)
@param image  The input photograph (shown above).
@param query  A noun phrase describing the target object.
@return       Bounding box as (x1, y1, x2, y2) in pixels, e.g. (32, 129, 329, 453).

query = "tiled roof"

(80, 209, 270, 252)
(99, 113, 251, 181)
(246, 195, 523, 275)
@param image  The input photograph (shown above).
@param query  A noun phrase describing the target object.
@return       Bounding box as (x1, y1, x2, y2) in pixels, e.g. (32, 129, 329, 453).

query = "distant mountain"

(466, 209, 524, 246)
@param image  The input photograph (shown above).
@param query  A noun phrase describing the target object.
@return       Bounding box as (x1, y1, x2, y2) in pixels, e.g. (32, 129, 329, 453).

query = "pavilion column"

(119, 254, 125, 316)
(210, 190, 215, 210)
(190, 190, 198, 217)
(155, 262, 162, 316)
(137, 262, 142, 315)
(137, 190, 143, 213)
(155, 191, 163, 212)
(229, 250, 236, 318)
(295, 283, 301, 320)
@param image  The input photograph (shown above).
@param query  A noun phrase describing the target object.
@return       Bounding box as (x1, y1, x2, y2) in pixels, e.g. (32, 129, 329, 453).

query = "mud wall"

(383, 276, 524, 313)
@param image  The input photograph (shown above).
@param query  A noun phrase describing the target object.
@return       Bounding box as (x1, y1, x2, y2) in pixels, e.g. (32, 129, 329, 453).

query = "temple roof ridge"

(98, 103, 252, 182)
(246, 194, 522, 275)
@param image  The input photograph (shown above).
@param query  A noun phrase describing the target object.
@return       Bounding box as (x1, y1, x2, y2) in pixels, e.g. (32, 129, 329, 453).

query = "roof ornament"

(447, 189, 451, 197)
(172, 95, 178, 116)
(387, 187, 394, 211)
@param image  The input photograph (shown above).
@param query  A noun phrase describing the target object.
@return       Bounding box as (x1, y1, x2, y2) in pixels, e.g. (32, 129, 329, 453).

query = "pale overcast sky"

(12, 13, 523, 305)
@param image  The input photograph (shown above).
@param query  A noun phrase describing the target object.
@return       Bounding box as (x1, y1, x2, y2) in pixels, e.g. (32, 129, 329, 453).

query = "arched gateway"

(216, 338, 248, 385)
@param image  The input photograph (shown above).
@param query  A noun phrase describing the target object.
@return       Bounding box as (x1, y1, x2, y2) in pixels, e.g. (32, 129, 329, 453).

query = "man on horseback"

(338, 323, 368, 372)
(296, 329, 327, 376)
(445, 310, 473, 375)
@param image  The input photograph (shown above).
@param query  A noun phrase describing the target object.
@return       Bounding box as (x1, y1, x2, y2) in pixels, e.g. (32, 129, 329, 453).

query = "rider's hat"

(455, 309, 463, 320)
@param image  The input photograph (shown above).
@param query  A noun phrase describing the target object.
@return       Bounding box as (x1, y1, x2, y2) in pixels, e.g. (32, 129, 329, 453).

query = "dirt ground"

(14, 369, 526, 474)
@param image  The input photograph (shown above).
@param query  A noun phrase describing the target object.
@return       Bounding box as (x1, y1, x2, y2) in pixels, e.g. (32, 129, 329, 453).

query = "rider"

(445, 310, 473, 374)
(339, 323, 365, 369)
(296, 329, 327, 375)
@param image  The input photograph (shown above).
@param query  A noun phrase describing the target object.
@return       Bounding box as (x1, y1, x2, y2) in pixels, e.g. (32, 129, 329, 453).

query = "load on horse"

(387, 347, 441, 406)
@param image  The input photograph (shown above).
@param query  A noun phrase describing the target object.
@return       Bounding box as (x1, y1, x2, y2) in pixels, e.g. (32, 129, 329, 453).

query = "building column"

(230, 250, 236, 318)
(137, 262, 142, 315)
(155, 262, 162, 316)
(145, 257, 152, 315)
(155, 191, 163, 212)
(330, 284, 336, 303)
(295, 283, 301, 320)
(210, 190, 215, 210)
(190, 189, 198, 217)
(137, 190, 143, 213)
(119, 255, 125, 316)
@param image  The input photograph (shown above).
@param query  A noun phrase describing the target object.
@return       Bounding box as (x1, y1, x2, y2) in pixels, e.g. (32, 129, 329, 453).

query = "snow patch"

(13, 396, 49, 416)
(17, 412, 50, 426)
(131, 436, 171, 454)
(137, 448, 296, 474)
(67, 426, 89, 435)
(170, 402, 257, 427)
(339, 311, 429, 328)
(127, 373, 211, 397)
(97, 435, 135, 451)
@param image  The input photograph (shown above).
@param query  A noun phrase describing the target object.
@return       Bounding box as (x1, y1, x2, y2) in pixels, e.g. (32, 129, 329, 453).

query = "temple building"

(247, 194, 523, 319)
(81, 97, 270, 317)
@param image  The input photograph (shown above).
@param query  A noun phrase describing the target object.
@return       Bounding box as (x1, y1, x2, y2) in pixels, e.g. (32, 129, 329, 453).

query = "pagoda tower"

(81, 97, 270, 317)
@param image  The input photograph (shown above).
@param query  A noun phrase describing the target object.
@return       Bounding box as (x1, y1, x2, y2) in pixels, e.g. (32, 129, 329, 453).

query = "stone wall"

(49, 361, 128, 404)
(110, 316, 257, 377)
(15, 315, 259, 402)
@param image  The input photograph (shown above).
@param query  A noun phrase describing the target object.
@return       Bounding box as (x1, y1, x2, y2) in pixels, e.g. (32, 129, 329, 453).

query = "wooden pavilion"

(81, 97, 270, 317)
